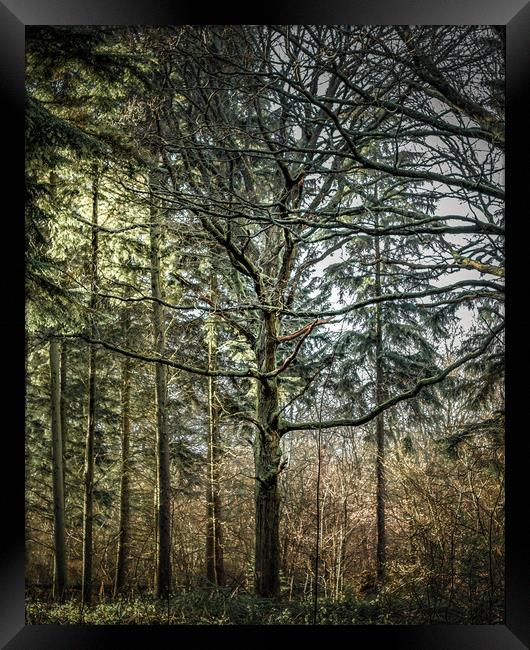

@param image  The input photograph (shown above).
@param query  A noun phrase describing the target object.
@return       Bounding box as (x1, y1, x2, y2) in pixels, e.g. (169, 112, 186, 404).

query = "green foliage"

(20, 591, 392, 625)
(25, 26, 504, 626)
(26, 584, 503, 625)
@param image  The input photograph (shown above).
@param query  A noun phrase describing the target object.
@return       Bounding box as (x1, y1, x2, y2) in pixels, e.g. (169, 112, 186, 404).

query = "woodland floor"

(25, 588, 503, 625)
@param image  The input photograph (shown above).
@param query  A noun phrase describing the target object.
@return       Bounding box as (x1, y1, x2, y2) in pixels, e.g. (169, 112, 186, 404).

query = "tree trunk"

(60, 341, 67, 499)
(205, 311, 226, 587)
(150, 171, 171, 599)
(81, 169, 99, 606)
(374, 227, 386, 584)
(114, 305, 131, 597)
(50, 337, 67, 601)
(254, 312, 282, 598)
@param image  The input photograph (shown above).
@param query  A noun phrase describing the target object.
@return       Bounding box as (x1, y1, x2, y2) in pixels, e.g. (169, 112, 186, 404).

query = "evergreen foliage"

(25, 25, 504, 624)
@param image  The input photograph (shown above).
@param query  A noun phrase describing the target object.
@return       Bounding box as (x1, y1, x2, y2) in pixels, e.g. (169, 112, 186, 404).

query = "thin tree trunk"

(254, 312, 282, 598)
(60, 341, 67, 499)
(205, 308, 226, 587)
(50, 337, 67, 601)
(114, 304, 131, 597)
(374, 224, 386, 584)
(150, 171, 171, 599)
(81, 169, 99, 606)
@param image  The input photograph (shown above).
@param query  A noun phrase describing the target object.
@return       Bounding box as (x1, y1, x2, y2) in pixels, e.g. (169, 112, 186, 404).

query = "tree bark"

(50, 337, 67, 601)
(374, 225, 386, 584)
(205, 309, 226, 587)
(81, 169, 99, 606)
(150, 170, 171, 599)
(254, 312, 282, 598)
(114, 304, 131, 597)
(60, 341, 67, 499)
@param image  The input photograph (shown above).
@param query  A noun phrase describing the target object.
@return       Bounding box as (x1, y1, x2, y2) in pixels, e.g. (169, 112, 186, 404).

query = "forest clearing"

(25, 25, 504, 625)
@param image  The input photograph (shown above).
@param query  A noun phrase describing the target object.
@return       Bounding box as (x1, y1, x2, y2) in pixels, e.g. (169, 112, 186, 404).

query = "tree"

(205, 307, 226, 587)
(25, 25, 504, 609)
(81, 168, 100, 606)
(149, 168, 172, 598)
(114, 298, 132, 596)
(49, 337, 67, 600)
(143, 26, 503, 596)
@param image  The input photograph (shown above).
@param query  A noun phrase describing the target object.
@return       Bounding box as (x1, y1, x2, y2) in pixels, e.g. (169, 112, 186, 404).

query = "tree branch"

(280, 322, 504, 434)
(63, 333, 262, 380)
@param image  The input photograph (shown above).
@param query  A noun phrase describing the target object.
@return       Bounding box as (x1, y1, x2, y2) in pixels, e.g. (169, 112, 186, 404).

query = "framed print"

(2, 0, 527, 647)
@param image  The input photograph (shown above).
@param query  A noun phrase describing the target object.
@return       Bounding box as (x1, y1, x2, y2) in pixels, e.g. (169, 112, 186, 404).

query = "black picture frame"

(3, 1, 527, 647)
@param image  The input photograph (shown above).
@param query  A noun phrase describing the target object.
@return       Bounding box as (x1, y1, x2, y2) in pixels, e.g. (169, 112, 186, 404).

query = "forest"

(25, 25, 505, 625)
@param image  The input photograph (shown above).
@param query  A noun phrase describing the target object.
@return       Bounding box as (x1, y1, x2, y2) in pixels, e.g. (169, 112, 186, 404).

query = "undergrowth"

(25, 587, 503, 625)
